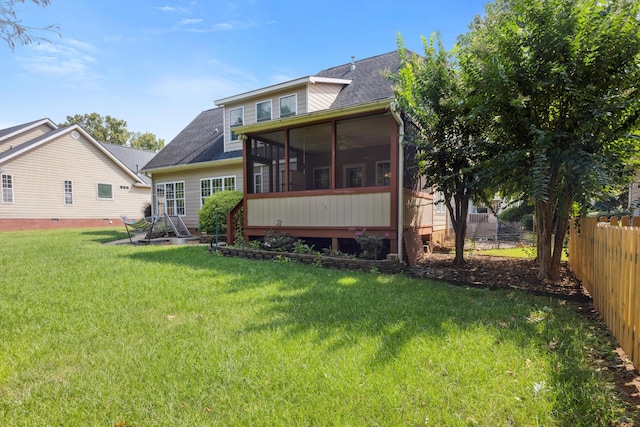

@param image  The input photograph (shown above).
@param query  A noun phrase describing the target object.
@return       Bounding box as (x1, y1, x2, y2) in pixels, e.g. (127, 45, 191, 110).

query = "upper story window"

(2, 173, 13, 203)
(256, 100, 272, 122)
(279, 94, 297, 118)
(229, 107, 244, 142)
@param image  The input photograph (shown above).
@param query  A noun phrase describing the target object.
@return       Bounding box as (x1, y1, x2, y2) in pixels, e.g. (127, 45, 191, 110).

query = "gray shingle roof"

(0, 126, 68, 161)
(315, 51, 403, 109)
(98, 141, 156, 185)
(142, 107, 241, 171)
(0, 118, 54, 141)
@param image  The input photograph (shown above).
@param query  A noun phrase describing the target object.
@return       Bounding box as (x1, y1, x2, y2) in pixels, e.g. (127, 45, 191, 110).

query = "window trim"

(343, 163, 365, 188)
(256, 99, 272, 122)
(1, 173, 13, 203)
(279, 94, 297, 118)
(97, 182, 113, 200)
(229, 106, 244, 142)
(156, 181, 186, 216)
(200, 175, 237, 207)
(254, 172, 262, 193)
(64, 180, 73, 206)
(435, 191, 446, 214)
(375, 160, 391, 186)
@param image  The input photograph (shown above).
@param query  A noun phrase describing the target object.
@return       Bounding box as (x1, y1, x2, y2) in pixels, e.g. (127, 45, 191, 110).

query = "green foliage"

(498, 203, 534, 223)
(59, 113, 164, 149)
(351, 228, 385, 259)
(198, 190, 242, 234)
(263, 229, 295, 252)
(392, 33, 494, 265)
(128, 131, 165, 151)
(464, 0, 640, 279)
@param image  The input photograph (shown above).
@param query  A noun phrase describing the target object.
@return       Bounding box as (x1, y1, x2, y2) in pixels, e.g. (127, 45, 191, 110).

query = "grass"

(478, 246, 568, 261)
(0, 228, 631, 426)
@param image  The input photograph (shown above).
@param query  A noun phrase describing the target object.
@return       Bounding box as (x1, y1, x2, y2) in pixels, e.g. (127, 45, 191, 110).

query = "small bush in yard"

(199, 190, 243, 234)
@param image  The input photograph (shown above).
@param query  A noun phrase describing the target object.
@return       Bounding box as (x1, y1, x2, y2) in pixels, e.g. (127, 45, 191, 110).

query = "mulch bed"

(407, 252, 589, 301)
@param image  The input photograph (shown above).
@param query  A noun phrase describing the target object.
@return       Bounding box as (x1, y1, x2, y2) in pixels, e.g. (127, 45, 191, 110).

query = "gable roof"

(0, 122, 151, 187)
(142, 107, 241, 172)
(314, 51, 403, 109)
(99, 142, 156, 185)
(0, 118, 57, 142)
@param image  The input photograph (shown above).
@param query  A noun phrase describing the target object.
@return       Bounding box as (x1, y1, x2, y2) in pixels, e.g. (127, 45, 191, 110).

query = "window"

(64, 180, 73, 205)
(435, 191, 446, 214)
(157, 181, 185, 216)
(375, 161, 391, 186)
(256, 100, 272, 122)
(200, 176, 236, 206)
(344, 164, 365, 188)
(313, 167, 331, 190)
(97, 183, 113, 200)
(229, 107, 244, 141)
(2, 174, 13, 203)
(254, 173, 262, 193)
(279, 94, 297, 118)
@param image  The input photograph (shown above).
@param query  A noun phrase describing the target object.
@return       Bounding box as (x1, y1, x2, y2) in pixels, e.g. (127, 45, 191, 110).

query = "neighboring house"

(630, 173, 640, 216)
(141, 108, 243, 230)
(212, 51, 448, 260)
(0, 118, 155, 231)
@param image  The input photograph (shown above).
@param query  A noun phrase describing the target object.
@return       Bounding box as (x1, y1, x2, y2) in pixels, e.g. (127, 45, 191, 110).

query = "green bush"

(498, 203, 534, 223)
(521, 213, 534, 231)
(198, 190, 243, 234)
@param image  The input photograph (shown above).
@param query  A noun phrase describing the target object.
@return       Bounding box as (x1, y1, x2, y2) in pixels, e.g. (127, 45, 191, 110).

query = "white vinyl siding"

(307, 82, 344, 112)
(150, 162, 243, 229)
(2, 174, 13, 203)
(0, 123, 55, 154)
(0, 132, 150, 220)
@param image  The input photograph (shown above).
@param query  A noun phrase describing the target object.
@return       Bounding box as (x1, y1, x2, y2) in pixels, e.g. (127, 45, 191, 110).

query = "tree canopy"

(1, 0, 59, 51)
(464, 0, 640, 280)
(392, 33, 493, 265)
(60, 113, 165, 151)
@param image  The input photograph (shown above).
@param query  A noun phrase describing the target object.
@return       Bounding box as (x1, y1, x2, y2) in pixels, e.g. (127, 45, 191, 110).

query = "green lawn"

(478, 246, 568, 261)
(0, 228, 630, 425)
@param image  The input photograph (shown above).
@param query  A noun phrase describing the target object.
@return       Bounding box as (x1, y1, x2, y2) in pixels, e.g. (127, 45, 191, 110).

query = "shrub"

(498, 203, 533, 223)
(262, 229, 296, 252)
(198, 190, 243, 234)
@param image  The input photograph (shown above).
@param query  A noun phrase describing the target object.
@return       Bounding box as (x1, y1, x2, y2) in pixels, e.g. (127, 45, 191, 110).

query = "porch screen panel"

(247, 131, 285, 193)
(289, 123, 332, 191)
(336, 114, 391, 189)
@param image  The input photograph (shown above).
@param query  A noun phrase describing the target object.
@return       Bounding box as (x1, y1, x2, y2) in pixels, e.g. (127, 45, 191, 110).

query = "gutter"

(391, 102, 404, 263)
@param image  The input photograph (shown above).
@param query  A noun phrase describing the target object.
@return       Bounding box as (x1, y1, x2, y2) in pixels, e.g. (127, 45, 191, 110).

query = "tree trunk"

(451, 192, 470, 266)
(535, 199, 555, 281)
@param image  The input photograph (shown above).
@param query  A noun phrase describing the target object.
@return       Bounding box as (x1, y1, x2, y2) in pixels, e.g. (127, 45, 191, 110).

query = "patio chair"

(120, 215, 159, 244)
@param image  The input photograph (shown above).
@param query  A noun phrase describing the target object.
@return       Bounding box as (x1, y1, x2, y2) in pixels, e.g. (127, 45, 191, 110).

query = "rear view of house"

(0, 119, 155, 231)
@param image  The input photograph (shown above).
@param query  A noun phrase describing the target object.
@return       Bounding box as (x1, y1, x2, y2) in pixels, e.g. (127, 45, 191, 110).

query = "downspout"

(391, 102, 404, 263)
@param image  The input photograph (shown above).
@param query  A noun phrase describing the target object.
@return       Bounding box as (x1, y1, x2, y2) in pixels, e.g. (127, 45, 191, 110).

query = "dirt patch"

(406, 252, 640, 421)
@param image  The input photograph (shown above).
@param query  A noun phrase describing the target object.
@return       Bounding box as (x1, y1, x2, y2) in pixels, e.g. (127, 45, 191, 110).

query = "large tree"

(60, 113, 164, 150)
(1, 0, 59, 51)
(392, 34, 492, 266)
(465, 0, 640, 280)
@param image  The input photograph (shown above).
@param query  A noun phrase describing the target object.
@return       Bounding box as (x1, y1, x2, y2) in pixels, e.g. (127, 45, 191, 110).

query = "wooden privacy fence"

(569, 216, 640, 368)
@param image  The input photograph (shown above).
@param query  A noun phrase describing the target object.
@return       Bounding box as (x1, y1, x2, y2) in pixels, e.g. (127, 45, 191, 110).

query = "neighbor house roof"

(0, 118, 56, 142)
(99, 142, 156, 185)
(141, 107, 241, 172)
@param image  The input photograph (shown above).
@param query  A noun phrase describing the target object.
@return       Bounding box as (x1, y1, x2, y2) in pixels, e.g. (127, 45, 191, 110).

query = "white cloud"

(156, 5, 190, 13)
(178, 18, 203, 25)
(186, 20, 256, 33)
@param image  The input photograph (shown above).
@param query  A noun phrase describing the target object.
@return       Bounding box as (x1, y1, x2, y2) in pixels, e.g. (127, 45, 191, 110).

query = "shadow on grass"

(123, 246, 624, 424)
(81, 228, 129, 244)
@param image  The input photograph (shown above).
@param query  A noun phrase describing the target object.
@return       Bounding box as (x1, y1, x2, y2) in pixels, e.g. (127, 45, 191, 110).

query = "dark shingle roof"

(314, 51, 403, 109)
(142, 108, 241, 171)
(0, 118, 55, 141)
(0, 126, 68, 161)
(98, 141, 156, 185)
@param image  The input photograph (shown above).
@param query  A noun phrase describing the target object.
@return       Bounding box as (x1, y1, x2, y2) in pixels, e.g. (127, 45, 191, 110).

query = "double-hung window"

(157, 182, 185, 216)
(256, 100, 272, 122)
(1, 174, 13, 203)
(229, 107, 244, 142)
(279, 94, 297, 118)
(200, 176, 236, 206)
(64, 180, 73, 205)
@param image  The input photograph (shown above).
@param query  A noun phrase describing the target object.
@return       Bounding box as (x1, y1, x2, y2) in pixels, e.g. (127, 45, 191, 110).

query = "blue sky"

(0, 0, 488, 144)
